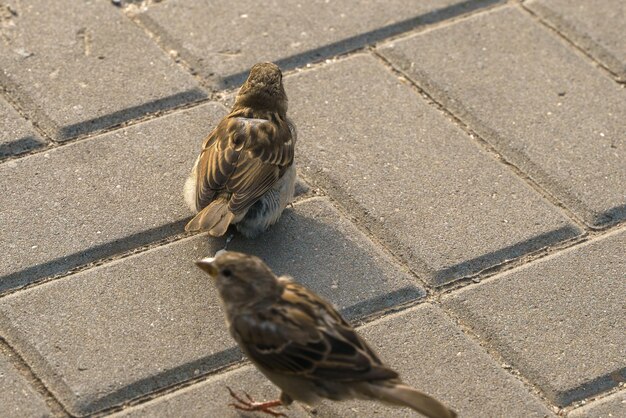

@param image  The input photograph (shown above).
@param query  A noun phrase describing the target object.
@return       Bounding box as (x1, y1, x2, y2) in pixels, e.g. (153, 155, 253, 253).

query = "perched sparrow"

(195, 252, 457, 418)
(184, 62, 296, 238)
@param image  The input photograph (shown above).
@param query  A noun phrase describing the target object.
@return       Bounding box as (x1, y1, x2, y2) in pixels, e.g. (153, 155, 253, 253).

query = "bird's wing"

(232, 281, 398, 382)
(195, 115, 295, 213)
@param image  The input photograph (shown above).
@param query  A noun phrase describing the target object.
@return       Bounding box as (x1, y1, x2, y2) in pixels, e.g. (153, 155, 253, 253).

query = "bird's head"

(195, 251, 282, 310)
(235, 62, 288, 114)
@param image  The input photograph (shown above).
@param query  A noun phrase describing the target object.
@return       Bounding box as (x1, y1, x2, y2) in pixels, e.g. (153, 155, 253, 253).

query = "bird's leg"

(226, 386, 286, 417)
(223, 233, 234, 250)
(213, 234, 235, 258)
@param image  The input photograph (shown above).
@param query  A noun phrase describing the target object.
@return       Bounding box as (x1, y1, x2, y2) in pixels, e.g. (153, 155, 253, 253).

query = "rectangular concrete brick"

(568, 390, 626, 418)
(379, 6, 626, 228)
(0, 0, 206, 141)
(0, 95, 45, 158)
(111, 365, 310, 418)
(527, 0, 626, 81)
(135, 0, 502, 88)
(0, 197, 422, 416)
(0, 103, 226, 292)
(287, 53, 581, 286)
(313, 304, 553, 418)
(0, 351, 51, 417)
(444, 228, 626, 406)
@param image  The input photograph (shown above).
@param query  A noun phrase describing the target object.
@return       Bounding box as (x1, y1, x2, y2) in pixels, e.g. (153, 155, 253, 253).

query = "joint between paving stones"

(437, 223, 626, 302)
(295, 177, 438, 294)
(0, 223, 191, 298)
(88, 360, 251, 418)
(518, 3, 625, 84)
(371, 0, 514, 49)
(561, 385, 626, 416)
(286, 192, 436, 303)
(123, 8, 218, 93)
(435, 303, 563, 415)
(434, 231, 586, 295)
(0, 76, 55, 146)
(0, 96, 218, 167)
(55, 89, 208, 142)
(0, 337, 70, 417)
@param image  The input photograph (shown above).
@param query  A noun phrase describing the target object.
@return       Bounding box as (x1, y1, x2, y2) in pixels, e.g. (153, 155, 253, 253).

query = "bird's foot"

(226, 386, 286, 417)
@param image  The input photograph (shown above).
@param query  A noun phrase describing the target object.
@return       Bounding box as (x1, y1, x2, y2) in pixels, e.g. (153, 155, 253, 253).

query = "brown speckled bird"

(184, 62, 296, 238)
(195, 252, 457, 418)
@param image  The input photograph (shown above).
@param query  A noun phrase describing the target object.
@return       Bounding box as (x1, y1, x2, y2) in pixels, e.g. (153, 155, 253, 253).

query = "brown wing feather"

(232, 282, 398, 382)
(194, 110, 294, 214)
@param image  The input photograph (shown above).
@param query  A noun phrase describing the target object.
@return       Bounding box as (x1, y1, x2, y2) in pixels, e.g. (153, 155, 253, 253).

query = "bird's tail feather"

(185, 198, 235, 236)
(362, 382, 457, 418)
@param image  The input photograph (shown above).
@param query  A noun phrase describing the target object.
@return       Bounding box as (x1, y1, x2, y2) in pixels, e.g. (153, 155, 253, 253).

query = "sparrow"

(195, 252, 457, 418)
(184, 62, 296, 238)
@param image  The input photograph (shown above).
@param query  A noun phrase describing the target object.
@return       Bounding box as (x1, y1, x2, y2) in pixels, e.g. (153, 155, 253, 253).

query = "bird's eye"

(222, 269, 232, 277)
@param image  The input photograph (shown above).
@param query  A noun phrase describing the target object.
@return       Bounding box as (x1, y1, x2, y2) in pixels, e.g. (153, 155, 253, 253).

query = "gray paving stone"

(313, 304, 553, 418)
(379, 6, 626, 228)
(444, 228, 626, 406)
(0, 103, 226, 292)
(526, 0, 626, 82)
(0, 96, 44, 158)
(111, 365, 310, 418)
(0, 351, 51, 418)
(0, 197, 422, 416)
(135, 0, 503, 88)
(286, 53, 581, 286)
(0, 0, 206, 141)
(568, 390, 626, 418)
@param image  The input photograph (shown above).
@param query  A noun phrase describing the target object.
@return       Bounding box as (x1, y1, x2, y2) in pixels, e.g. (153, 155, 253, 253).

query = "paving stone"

(0, 197, 422, 416)
(0, 0, 206, 141)
(444, 229, 626, 406)
(286, 53, 581, 286)
(313, 304, 553, 418)
(526, 0, 626, 82)
(111, 365, 310, 418)
(379, 6, 626, 228)
(0, 103, 226, 292)
(0, 351, 51, 418)
(568, 390, 626, 418)
(0, 96, 44, 158)
(135, 0, 502, 88)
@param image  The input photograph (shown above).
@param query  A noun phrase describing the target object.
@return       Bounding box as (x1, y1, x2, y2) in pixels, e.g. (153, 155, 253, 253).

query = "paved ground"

(1, 0, 624, 417)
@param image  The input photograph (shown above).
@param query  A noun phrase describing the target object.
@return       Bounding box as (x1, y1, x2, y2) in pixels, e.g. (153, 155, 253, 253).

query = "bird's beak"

(195, 257, 218, 278)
